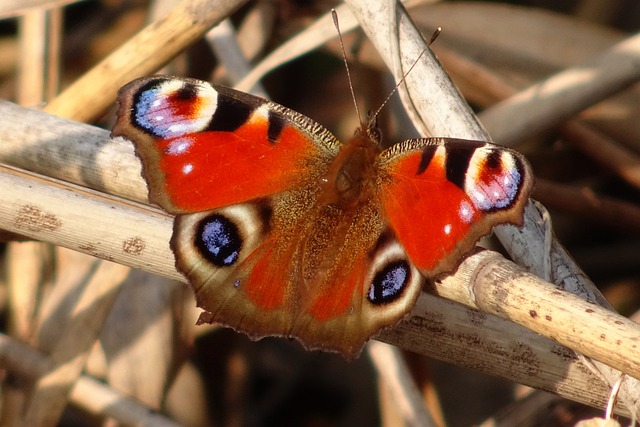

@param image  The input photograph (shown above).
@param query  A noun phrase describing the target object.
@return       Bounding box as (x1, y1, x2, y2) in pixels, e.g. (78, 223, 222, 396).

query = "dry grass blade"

(23, 261, 131, 426)
(368, 341, 438, 427)
(43, 0, 249, 122)
(235, 3, 357, 93)
(0, 334, 182, 426)
(206, 19, 266, 96)
(479, 32, 640, 146)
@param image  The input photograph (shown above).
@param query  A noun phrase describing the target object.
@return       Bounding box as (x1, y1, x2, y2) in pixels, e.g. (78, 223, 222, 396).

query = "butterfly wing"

(375, 138, 533, 278)
(113, 76, 341, 213)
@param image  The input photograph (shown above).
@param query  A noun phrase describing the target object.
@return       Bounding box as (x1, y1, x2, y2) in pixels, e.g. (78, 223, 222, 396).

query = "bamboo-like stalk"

(478, 31, 640, 147)
(0, 333, 182, 427)
(43, 0, 250, 123)
(0, 100, 635, 416)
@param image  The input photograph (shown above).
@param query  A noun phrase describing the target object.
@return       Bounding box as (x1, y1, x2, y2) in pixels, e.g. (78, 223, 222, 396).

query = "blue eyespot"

(368, 260, 410, 304)
(195, 214, 242, 267)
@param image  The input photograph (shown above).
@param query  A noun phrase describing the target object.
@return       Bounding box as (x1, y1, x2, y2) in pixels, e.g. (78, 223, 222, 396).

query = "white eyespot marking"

(444, 224, 452, 235)
(167, 138, 193, 155)
(167, 123, 189, 135)
(472, 191, 486, 204)
(182, 163, 194, 175)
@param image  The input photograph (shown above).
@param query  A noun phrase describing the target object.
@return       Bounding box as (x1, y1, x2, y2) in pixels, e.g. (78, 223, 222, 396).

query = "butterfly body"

(113, 76, 532, 357)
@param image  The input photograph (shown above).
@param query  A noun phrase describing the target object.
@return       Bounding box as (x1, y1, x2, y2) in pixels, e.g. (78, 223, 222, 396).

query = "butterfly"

(112, 76, 533, 358)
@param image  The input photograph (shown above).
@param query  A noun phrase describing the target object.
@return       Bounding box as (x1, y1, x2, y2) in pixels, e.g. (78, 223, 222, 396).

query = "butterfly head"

(363, 112, 383, 148)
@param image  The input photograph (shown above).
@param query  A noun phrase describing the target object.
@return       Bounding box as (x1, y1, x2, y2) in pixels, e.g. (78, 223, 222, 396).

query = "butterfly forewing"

(376, 138, 533, 277)
(113, 76, 341, 213)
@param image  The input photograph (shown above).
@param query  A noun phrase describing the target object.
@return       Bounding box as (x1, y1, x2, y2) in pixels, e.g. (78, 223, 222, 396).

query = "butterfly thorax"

(318, 127, 381, 207)
(295, 127, 384, 291)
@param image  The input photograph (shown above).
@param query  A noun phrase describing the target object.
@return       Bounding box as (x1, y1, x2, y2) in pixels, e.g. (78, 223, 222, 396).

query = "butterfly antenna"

(332, 9, 363, 125)
(370, 27, 442, 124)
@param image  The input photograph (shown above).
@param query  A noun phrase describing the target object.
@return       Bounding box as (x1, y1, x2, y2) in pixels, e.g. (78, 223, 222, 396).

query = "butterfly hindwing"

(172, 186, 423, 356)
(112, 76, 341, 213)
(376, 138, 533, 277)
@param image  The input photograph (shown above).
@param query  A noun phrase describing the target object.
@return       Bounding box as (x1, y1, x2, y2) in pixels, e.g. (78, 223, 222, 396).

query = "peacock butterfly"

(112, 76, 533, 357)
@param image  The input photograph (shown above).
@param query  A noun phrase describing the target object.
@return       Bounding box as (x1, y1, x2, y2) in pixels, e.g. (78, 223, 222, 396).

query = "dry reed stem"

(368, 341, 438, 427)
(479, 31, 640, 147)
(0, 100, 635, 414)
(23, 261, 131, 426)
(43, 0, 249, 122)
(0, 333, 182, 426)
(2, 0, 636, 422)
(533, 178, 640, 233)
(559, 121, 640, 191)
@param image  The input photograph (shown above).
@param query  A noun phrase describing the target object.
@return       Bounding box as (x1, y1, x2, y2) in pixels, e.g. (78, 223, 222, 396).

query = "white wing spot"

(167, 138, 192, 155)
(182, 164, 194, 175)
(255, 105, 270, 119)
(444, 224, 452, 235)
(458, 201, 474, 223)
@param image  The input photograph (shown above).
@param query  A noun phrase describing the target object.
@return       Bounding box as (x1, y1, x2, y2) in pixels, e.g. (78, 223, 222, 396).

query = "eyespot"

(368, 260, 411, 304)
(464, 148, 525, 212)
(132, 79, 217, 138)
(195, 214, 242, 267)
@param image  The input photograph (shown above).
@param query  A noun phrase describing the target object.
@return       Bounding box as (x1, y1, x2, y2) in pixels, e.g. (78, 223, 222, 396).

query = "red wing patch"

(113, 76, 339, 213)
(153, 124, 324, 212)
